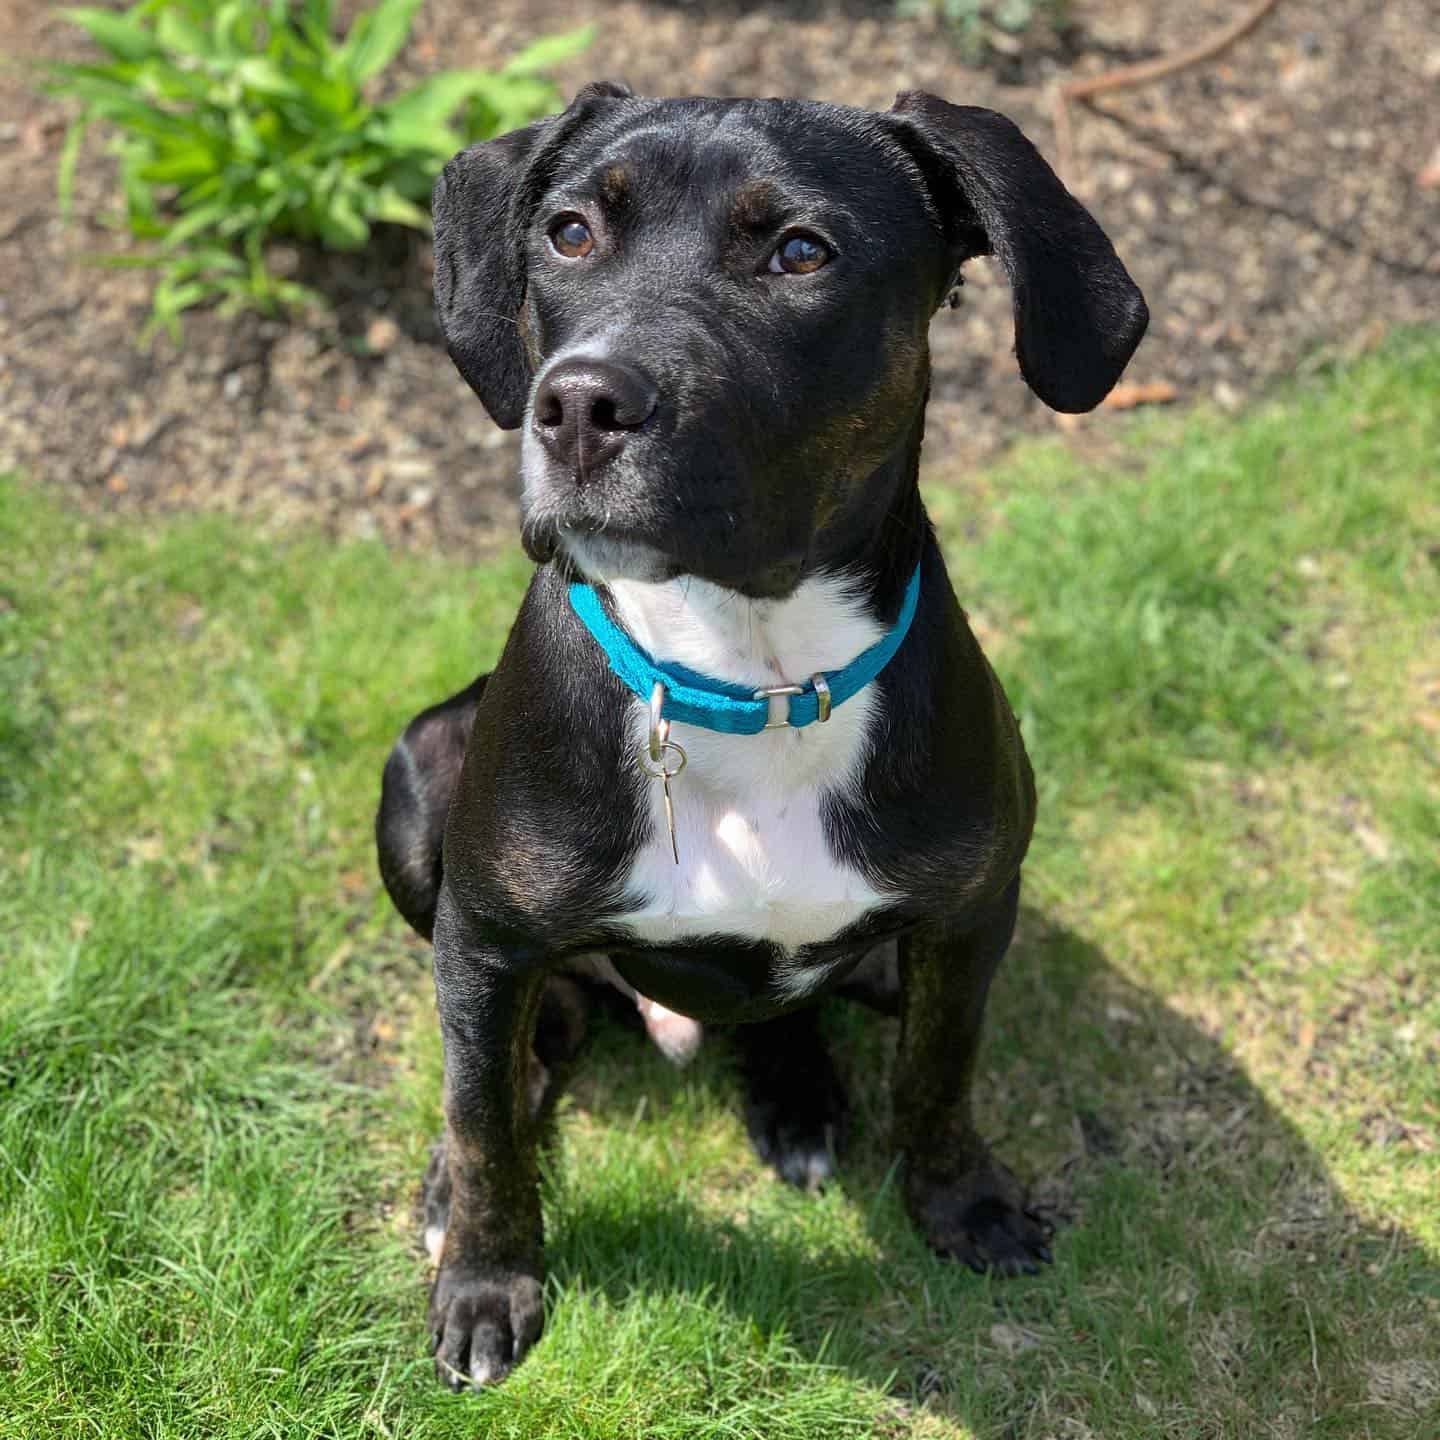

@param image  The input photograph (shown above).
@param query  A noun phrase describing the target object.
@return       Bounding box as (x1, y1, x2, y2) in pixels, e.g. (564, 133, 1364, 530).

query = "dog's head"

(433, 86, 1147, 595)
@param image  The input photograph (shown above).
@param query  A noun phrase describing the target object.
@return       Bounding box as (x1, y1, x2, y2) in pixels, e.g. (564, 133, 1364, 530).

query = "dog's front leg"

(892, 876, 1052, 1275)
(427, 888, 549, 1390)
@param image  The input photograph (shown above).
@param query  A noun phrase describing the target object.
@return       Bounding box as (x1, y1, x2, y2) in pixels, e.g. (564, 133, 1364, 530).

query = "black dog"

(376, 83, 1146, 1391)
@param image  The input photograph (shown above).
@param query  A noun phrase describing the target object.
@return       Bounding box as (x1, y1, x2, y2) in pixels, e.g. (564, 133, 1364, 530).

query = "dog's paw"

(429, 1260, 544, 1391)
(906, 1156, 1052, 1277)
(745, 1067, 848, 1192)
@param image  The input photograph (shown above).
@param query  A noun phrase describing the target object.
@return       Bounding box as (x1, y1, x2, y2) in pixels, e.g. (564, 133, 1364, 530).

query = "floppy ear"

(889, 92, 1148, 413)
(431, 81, 634, 429)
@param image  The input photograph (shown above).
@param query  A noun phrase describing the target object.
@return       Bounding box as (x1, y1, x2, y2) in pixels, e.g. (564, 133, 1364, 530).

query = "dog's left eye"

(768, 233, 832, 275)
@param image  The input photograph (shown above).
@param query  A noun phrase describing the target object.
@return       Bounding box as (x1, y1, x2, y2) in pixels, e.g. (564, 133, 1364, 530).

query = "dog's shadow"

(542, 906, 1439, 1428)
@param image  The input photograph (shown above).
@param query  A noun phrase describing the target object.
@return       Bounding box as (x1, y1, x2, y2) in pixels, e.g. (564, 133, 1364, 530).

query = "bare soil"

(1, 0, 1436, 552)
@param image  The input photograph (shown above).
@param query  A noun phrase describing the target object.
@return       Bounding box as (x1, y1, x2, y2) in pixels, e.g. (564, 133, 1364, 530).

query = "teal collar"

(567, 565, 922, 736)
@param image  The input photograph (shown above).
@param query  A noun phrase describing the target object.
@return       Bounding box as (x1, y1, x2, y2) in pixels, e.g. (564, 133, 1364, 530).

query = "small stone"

(990, 1322, 1041, 1355)
(1417, 144, 1440, 190)
(365, 316, 400, 353)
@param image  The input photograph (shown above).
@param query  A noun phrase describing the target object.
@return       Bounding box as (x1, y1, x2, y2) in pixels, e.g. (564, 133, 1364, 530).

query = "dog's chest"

(603, 573, 890, 961)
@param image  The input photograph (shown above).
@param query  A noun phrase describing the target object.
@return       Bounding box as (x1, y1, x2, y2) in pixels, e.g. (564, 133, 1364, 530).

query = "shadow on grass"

(541, 905, 1440, 1432)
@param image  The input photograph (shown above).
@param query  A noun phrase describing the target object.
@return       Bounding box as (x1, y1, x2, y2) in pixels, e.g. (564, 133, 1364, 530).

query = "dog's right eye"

(549, 216, 595, 259)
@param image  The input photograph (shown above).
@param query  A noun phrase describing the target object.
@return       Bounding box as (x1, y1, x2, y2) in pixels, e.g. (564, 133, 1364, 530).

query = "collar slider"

(812, 673, 832, 723)
(753, 682, 805, 729)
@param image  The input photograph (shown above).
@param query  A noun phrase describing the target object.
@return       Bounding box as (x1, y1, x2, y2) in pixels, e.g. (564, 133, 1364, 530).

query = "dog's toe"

(738, 1010, 849, 1191)
(429, 1263, 543, 1391)
(906, 1155, 1053, 1275)
(946, 1195, 1052, 1275)
(767, 1119, 842, 1192)
(746, 1095, 846, 1192)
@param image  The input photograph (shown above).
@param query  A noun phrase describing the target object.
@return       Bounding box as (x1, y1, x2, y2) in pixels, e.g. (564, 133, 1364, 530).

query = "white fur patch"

(577, 564, 895, 983)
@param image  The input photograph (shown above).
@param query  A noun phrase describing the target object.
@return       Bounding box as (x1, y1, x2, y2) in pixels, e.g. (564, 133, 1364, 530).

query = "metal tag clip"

(639, 681, 686, 864)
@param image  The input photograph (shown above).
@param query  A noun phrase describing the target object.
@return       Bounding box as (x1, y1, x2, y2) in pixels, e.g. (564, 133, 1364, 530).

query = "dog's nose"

(531, 358, 658, 477)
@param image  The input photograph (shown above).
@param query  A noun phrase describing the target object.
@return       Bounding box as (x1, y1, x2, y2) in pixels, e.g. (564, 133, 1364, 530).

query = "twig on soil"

(1053, 0, 1286, 185)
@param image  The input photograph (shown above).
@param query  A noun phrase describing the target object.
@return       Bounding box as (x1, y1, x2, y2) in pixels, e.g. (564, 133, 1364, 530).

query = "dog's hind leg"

(376, 676, 486, 941)
(735, 1006, 848, 1191)
(893, 874, 1052, 1275)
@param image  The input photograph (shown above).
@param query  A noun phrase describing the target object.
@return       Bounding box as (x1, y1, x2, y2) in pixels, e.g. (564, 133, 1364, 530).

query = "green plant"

(47, 0, 591, 339)
(897, 0, 1066, 59)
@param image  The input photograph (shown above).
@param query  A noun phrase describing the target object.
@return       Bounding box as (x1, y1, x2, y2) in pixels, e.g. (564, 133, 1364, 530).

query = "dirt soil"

(1, 0, 1437, 552)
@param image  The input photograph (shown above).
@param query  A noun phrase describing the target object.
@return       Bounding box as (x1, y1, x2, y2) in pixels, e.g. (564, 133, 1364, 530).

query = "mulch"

(1, 0, 1436, 553)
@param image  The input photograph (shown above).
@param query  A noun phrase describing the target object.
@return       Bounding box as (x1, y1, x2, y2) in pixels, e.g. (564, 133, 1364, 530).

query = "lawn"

(2, 335, 1437, 1439)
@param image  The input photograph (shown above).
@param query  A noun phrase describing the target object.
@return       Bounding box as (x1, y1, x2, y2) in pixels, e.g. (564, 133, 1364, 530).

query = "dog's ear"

(432, 81, 635, 428)
(889, 92, 1148, 413)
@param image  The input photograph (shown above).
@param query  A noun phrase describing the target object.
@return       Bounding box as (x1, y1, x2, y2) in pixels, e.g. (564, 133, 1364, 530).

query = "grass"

(2, 332, 1438, 1438)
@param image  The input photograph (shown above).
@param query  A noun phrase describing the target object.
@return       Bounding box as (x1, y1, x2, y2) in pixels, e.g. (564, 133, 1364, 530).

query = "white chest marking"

(589, 565, 894, 982)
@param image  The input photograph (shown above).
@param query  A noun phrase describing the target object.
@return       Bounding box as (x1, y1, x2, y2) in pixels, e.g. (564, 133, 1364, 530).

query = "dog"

(375, 82, 1147, 1391)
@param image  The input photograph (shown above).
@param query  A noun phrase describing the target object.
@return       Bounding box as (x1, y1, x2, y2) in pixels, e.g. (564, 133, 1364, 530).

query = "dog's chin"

(556, 529, 676, 586)
(550, 529, 805, 599)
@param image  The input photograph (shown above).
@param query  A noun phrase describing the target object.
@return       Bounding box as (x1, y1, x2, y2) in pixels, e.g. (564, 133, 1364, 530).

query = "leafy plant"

(897, 0, 1066, 59)
(47, 0, 591, 339)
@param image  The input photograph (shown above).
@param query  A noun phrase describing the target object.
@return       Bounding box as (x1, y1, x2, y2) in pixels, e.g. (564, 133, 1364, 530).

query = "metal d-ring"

(641, 678, 685, 780)
(648, 680, 669, 761)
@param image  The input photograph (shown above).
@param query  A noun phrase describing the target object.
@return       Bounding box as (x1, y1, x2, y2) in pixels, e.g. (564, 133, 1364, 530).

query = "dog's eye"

(549, 216, 594, 259)
(768, 233, 831, 275)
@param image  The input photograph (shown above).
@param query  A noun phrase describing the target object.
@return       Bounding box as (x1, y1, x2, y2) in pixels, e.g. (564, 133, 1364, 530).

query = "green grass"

(2, 333, 1438, 1438)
